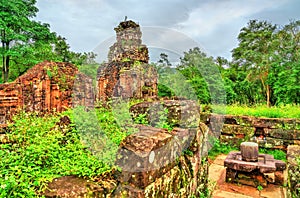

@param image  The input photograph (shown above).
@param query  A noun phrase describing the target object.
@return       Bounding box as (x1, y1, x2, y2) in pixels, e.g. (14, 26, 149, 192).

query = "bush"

(0, 111, 111, 197)
(208, 138, 238, 159)
(259, 148, 287, 162)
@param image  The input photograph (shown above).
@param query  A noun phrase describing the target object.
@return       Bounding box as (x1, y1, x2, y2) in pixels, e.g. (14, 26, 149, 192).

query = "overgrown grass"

(259, 148, 287, 162)
(0, 105, 132, 197)
(208, 139, 238, 160)
(211, 104, 300, 118)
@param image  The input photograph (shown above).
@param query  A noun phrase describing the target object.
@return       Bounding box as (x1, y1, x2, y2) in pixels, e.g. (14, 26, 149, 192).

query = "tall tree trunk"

(266, 84, 270, 107)
(2, 56, 10, 83)
(2, 55, 4, 82)
(2, 41, 10, 83)
(260, 76, 271, 107)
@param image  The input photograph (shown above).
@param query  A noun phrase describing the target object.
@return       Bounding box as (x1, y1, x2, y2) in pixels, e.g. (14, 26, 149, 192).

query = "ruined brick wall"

(201, 113, 300, 149)
(97, 20, 157, 102)
(0, 83, 21, 124)
(0, 61, 94, 123)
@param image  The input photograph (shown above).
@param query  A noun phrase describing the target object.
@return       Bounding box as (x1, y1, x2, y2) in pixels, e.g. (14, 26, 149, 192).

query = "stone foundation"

(224, 151, 286, 187)
(201, 113, 300, 149)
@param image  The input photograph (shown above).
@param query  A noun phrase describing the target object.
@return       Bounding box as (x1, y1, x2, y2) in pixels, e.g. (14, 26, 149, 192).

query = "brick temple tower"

(97, 20, 158, 101)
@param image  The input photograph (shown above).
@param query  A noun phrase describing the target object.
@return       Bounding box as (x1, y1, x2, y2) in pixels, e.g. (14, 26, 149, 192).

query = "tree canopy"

(0, 0, 56, 82)
(157, 20, 299, 106)
(0, 0, 97, 83)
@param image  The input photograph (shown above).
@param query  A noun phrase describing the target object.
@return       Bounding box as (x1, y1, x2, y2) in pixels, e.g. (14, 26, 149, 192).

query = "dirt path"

(208, 154, 287, 198)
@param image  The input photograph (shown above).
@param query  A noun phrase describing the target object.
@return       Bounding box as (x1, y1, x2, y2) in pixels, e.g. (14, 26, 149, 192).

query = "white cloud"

(177, 0, 288, 38)
(35, 0, 299, 60)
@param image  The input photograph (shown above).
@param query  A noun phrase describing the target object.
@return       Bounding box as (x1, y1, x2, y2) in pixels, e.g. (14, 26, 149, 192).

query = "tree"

(232, 20, 277, 107)
(270, 20, 300, 104)
(157, 53, 171, 67)
(0, 0, 55, 82)
(54, 36, 70, 62)
(155, 53, 176, 97)
(177, 47, 225, 104)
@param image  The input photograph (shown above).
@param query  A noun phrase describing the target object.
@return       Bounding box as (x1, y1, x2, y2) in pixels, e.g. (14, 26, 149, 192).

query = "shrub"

(208, 138, 238, 159)
(0, 111, 111, 197)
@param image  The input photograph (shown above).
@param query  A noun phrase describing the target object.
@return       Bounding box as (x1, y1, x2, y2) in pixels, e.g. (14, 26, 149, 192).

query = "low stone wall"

(43, 124, 210, 197)
(201, 113, 300, 149)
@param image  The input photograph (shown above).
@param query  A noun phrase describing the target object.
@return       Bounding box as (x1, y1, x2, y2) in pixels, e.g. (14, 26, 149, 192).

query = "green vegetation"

(0, 105, 136, 197)
(157, 20, 299, 108)
(133, 112, 149, 125)
(133, 107, 174, 131)
(154, 108, 173, 131)
(208, 139, 238, 159)
(257, 185, 264, 191)
(2, 1, 299, 109)
(0, 101, 177, 197)
(0, 111, 110, 197)
(211, 104, 300, 118)
(121, 57, 131, 62)
(259, 148, 287, 162)
(0, 1, 299, 197)
(0, 0, 97, 83)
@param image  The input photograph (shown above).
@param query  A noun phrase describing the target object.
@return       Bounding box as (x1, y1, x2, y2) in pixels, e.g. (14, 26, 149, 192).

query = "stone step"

(260, 184, 287, 198)
(212, 190, 254, 198)
(208, 164, 226, 186)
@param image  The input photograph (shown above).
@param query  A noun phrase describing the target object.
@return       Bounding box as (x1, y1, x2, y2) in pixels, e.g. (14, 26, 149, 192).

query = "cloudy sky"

(35, 0, 300, 63)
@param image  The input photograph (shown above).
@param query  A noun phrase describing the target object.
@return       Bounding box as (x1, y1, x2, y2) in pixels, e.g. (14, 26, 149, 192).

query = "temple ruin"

(0, 61, 93, 124)
(97, 20, 158, 101)
(0, 20, 158, 124)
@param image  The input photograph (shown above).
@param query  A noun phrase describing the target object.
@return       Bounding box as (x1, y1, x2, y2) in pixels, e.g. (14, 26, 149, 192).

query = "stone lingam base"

(224, 142, 286, 188)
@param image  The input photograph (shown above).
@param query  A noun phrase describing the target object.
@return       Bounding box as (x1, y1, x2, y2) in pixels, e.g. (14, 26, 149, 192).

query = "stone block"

(287, 145, 300, 198)
(220, 135, 244, 147)
(264, 128, 300, 140)
(42, 175, 117, 198)
(130, 100, 200, 128)
(263, 137, 284, 148)
(116, 125, 194, 188)
(253, 118, 296, 129)
(224, 115, 254, 126)
(275, 159, 287, 171)
(207, 114, 225, 134)
(224, 151, 279, 174)
(222, 124, 255, 137)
